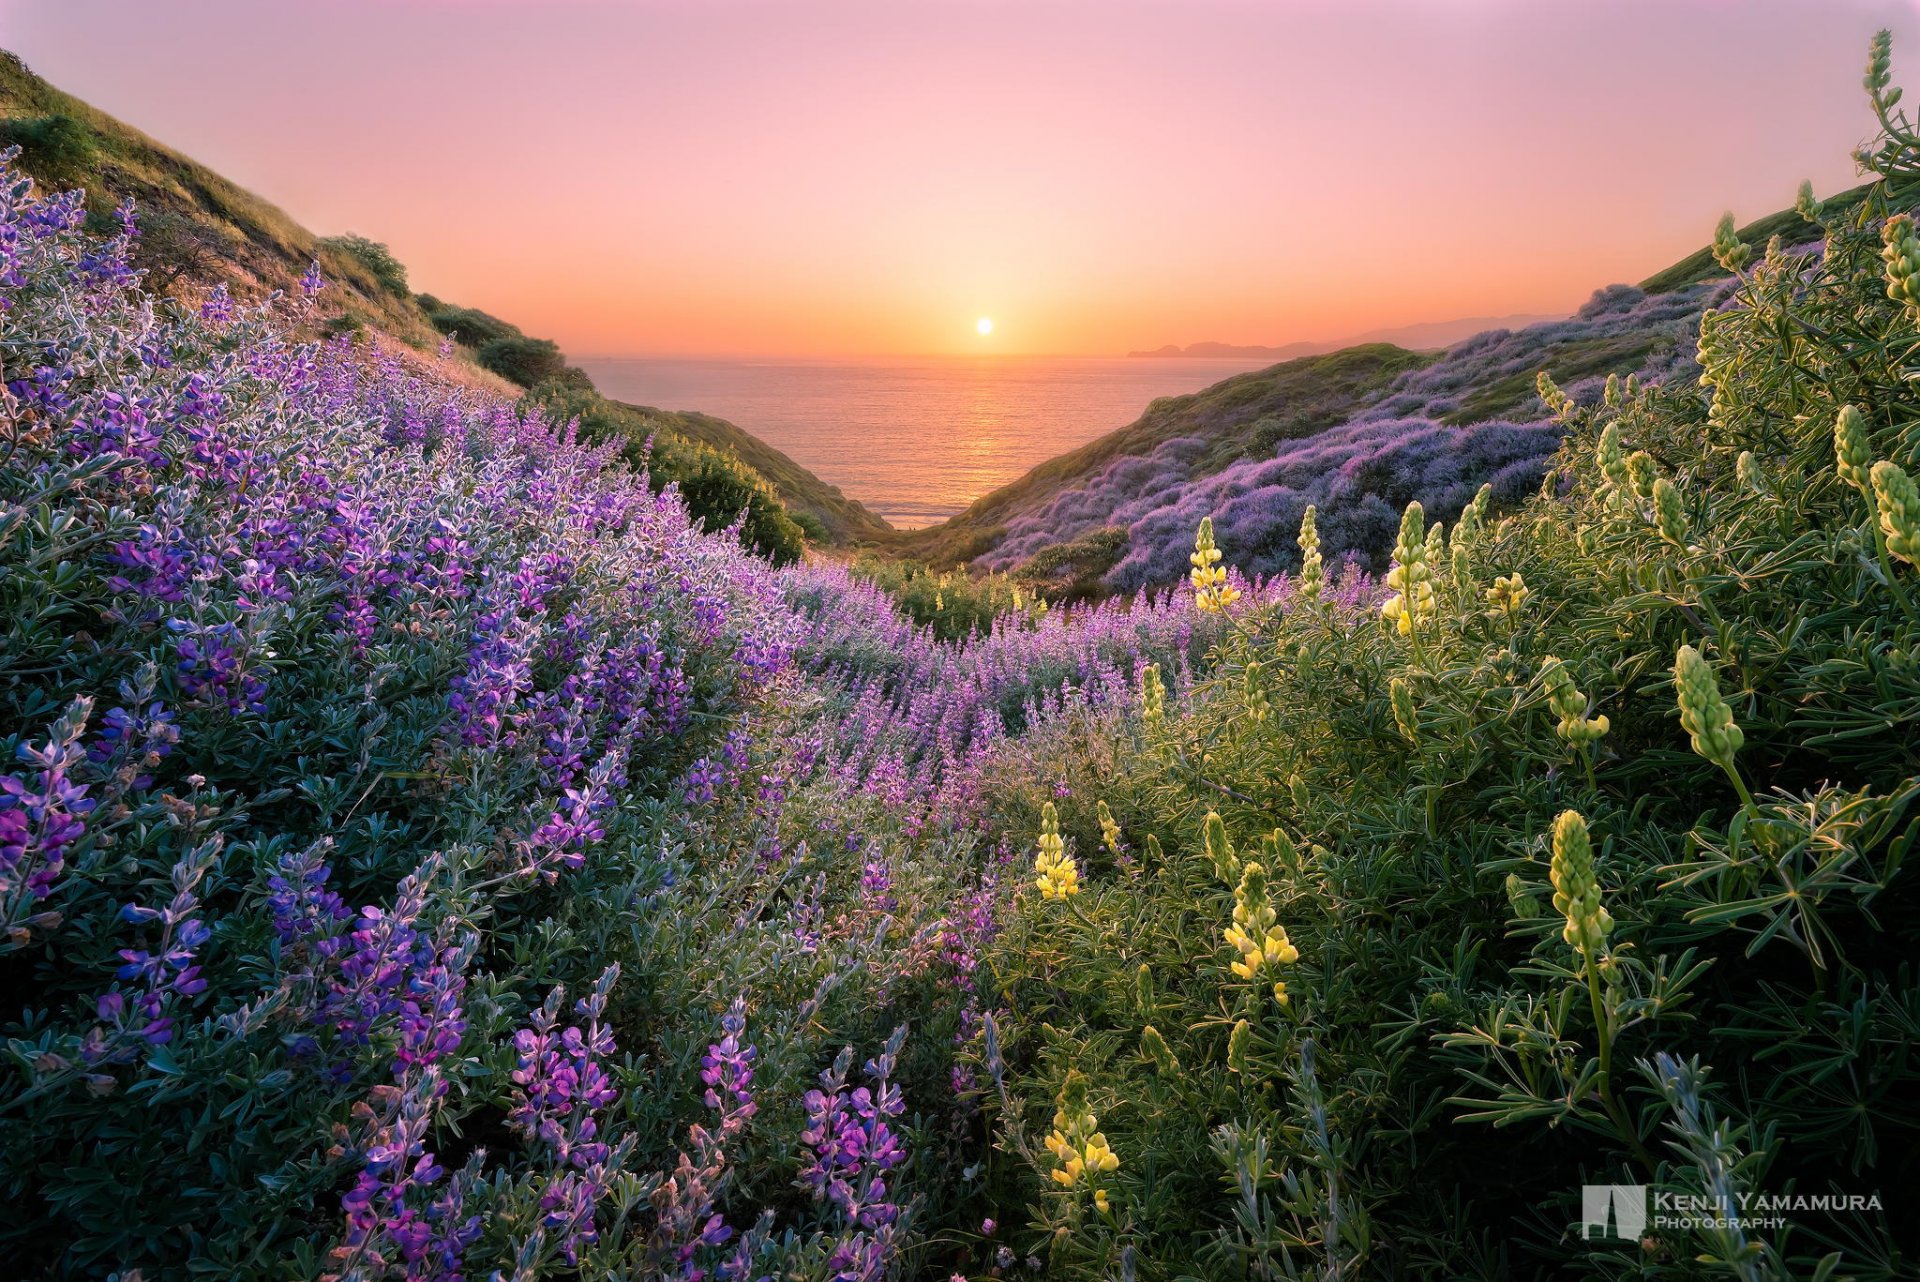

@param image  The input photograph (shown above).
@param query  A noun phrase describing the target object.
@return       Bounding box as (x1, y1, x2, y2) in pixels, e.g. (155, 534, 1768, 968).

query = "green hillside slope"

(0, 49, 885, 547)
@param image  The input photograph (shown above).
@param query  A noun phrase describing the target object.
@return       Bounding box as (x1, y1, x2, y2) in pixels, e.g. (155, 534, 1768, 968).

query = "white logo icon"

(1580, 1185, 1648, 1239)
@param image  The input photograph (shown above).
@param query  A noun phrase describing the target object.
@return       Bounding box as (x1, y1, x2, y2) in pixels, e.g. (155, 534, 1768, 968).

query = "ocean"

(577, 354, 1273, 528)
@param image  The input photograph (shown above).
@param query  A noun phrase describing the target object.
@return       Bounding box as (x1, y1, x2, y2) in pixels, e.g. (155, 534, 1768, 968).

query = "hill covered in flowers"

(5, 28, 1920, 1282)
(900, 208, 1844, 599)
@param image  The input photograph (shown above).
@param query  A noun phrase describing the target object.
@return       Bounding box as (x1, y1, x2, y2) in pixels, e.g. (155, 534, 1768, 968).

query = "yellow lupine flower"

(1223, 861, 1299, 1001)
(1381, 502, 1435, 635)
(1096, 800, 1123, 858)
(1549, 809, 1612, 956)
(1883, 213, 1920, 311)
(1486, 572, 1530, 616)
(1835, 405, 1874, 494)
(1674, 644, 1743, 771)
(1539, 655, 1609, 746)
(1190, 517, 1241, 613)
(1034, 801, 1080, 899)
(1871, 460, 1920, 566)
(1712, 211, 1751, 273)
(1046, 1073, 1120, 1189)
(1296, 505, 1323, 602)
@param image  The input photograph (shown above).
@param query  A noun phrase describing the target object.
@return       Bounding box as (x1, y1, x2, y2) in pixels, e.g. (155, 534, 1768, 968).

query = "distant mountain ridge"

(1128, 313, 1566, 360)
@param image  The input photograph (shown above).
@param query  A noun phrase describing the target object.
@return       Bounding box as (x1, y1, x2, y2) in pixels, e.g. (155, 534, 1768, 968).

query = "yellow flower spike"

(1096, 800, 1123, 858)
(1094, 1189, 1111, 1214)
(1243, 659, 1269, 723)
(1539, 655, 1609, 746)
(1047, 1071, 1119, 1191)
(1423, 521, 1446, 581)
(1034, 801, 1081, 900)
(1227, 1019, 1253, 1074)
(1296, 505, 1323, 603)
(1189, 516, 1241, 613)
(1549, 810, 1612, 956)
(1536, 370, 1572, 417)
(1652, 477, 1688, 548)
(1595, 423, 1632, 510)
(1885, 214, 1920, 312)
(1795, 179, 1822, 223)
(1835, 405, 1874, 494)
(1139, 662, 1164, 726)
(1736, 450, 1761, 491)
(1674, 644, 1744, 772)
(1871, 460, 1920, 566)
(1381, 502, 1435, 636)
(1203, 810, 1238, 882)
(1712, 211, 1751, 273)
(1389, 677, 1419, 746)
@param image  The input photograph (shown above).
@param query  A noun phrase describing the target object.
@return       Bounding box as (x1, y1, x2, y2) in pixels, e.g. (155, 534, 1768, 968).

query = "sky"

(5, 0, 1916, 357)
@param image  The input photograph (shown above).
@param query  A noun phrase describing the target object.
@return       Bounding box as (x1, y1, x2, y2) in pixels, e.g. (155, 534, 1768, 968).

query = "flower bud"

(1203, 810, 1237, 882)
(1140, 663, 1164, 726)
(1712, 212, 1751, 273)
(1674, 644, 1744, 770)
(1872, 460, 1920, 567)
(1835, 405, 1874, 493)
(1652, 477, 1688, 547)
(1883, 214, 1920, 311)
(1389, 677, 1419, 746)
(1227, 1018, 1253, 1074)
(1140, 1025, 1179, 1076)
(1549, 809, 1612, 955)
(1296, 505, 1323, 602)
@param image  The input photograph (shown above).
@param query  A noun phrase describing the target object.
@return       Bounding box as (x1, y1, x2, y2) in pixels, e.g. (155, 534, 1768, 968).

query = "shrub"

(476, 333, 569, 386)
(0, 112, 97, 186)
(315, 232, 410, 295)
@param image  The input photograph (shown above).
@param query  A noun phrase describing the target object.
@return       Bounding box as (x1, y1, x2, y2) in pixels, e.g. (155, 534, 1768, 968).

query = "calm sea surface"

(578, 355, 1271, 528)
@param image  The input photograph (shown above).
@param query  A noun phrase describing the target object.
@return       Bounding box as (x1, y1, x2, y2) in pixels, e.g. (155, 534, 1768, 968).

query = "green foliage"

(417, 295, 524, 348)
(0, 112, 97, 186)
(316, 233, 411, 296)
(847, 555, 1041, 639)
(476, 335, 589, 389)
(529, 384, 808, 564)
(972, 37, 1920, 1278)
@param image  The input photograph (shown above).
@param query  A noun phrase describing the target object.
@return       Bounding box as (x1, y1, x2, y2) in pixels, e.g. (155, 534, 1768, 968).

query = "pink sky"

(6, 0, 1912, 356)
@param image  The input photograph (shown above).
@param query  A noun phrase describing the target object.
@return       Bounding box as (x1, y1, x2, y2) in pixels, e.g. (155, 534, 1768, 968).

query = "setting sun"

(976, 317, 994, 336)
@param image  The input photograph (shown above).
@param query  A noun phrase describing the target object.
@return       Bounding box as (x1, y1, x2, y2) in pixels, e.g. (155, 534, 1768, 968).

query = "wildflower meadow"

(4, 27, 1920, 1282)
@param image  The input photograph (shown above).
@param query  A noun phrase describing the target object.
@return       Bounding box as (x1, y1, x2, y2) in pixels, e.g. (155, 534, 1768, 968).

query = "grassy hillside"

(892, 344, 1432, 571)
(0, 48, 883, 548)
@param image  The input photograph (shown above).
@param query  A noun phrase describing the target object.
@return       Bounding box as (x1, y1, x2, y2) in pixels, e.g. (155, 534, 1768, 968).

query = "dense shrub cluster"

(968, 38, 1920, 1279)
(316, 234, 411, 297)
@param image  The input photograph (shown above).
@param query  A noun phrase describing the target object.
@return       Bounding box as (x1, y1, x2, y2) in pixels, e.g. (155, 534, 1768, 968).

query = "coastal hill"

(1126, 312, 1563, 360)
(0, 50, 887, 547)
(898, 200, 1841, 595)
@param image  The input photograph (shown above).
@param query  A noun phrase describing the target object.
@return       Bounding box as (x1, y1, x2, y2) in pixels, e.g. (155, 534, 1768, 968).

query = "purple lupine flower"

(799, 1027, 910, 1281)
(0, 698, 95, 946)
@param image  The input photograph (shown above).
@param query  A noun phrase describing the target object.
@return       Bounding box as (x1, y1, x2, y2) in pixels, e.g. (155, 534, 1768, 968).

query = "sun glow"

(976, 316, 994, 336)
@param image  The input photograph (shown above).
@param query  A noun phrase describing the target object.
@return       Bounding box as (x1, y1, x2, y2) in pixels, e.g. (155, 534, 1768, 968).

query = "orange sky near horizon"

(7, 0, 1915, 357)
